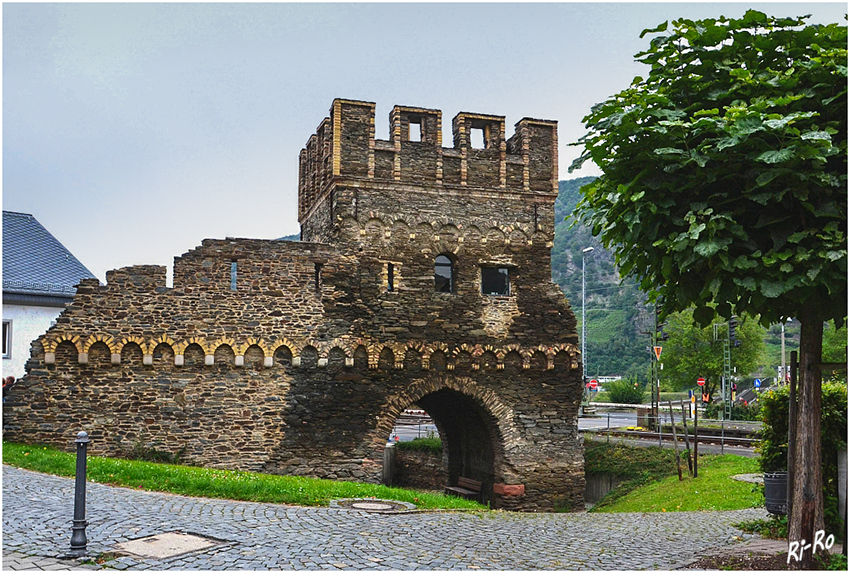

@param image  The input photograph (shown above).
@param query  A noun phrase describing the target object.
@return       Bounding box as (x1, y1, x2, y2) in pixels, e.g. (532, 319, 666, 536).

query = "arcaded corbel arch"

(269, 337, 297, 364)
(457, 343, 482, 370)
(81, 333, 116, 354)
(42, 333, 83, 364)
(235, 337, 273, 368)
(424, 341, 452, 371)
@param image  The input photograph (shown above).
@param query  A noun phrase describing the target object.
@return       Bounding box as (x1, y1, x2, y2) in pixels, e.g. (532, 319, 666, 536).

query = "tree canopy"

(569, 12, 846, 566)
(570, 11, 846, 327)
(659, 309, 765, 395)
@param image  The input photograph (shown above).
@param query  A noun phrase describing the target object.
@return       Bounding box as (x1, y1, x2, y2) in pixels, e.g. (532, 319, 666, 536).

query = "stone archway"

(376, 373, 519, 506)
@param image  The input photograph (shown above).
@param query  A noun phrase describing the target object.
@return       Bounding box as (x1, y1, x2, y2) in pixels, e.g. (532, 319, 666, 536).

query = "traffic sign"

(697, 377, 706, 386)
(653, 346, 662, 360)
(589, 379, 598, 389)
(754, 378, 762, 388)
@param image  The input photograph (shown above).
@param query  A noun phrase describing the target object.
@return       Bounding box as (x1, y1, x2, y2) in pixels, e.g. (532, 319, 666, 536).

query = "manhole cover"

(350, 501, 395, 511)
(329, 498, 417, 513)
(115, 532, 221, 559)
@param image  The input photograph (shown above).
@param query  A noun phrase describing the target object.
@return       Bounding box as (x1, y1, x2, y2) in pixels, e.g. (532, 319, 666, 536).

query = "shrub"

(757, 382, 847, 534)
(395, 435, 442, 455)
(604, 376, 647, 404)
(703, 400, 761, 421)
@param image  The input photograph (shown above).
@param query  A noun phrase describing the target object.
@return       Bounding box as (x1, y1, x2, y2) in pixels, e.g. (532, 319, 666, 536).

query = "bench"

(445, 477, 482, 500)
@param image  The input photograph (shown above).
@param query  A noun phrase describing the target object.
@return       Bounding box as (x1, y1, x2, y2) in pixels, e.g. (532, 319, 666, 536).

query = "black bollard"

(67, 431, 90, 558)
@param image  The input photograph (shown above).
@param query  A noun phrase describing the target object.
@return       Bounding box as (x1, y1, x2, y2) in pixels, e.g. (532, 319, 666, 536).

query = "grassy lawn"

(2, 442, 484, 511)
(594, 454, 762, 513)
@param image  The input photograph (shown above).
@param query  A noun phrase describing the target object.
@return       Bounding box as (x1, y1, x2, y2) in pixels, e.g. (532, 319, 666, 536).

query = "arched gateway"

(3, 99, 586, 511)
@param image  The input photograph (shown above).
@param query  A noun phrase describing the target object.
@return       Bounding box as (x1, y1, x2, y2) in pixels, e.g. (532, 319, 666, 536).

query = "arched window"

(435, 255, 454, 293)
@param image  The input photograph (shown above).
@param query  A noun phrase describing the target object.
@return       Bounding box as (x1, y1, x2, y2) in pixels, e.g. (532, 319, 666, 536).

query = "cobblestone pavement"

(3, 466, 769, 570)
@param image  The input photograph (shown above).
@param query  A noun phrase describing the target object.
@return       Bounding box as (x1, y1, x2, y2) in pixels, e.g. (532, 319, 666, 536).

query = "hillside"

(553, 177, 652, 379)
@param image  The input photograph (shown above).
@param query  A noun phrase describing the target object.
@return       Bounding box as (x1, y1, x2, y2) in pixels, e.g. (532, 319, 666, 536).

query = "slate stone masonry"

(4, 98, 585, 511)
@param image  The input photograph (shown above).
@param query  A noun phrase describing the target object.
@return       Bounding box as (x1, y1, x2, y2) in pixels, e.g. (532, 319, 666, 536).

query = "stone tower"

(3, 98, 585, 511)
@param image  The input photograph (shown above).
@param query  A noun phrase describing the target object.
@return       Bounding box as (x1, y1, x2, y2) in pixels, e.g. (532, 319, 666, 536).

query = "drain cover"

(115, 532, 220, 559)
(329, 498, 417, 513)
(350, 501, 395, 511)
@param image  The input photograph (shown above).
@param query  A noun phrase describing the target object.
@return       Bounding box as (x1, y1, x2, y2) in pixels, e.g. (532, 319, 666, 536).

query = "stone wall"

(393, 447, 447, 491)
(4, 98, 585, 511)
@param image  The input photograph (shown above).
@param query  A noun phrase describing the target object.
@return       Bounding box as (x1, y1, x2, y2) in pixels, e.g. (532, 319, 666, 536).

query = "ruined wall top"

(298, 99, 558, 223)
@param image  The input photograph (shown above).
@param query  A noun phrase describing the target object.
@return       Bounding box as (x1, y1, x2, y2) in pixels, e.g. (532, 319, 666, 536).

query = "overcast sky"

(4, 2, 847, 283)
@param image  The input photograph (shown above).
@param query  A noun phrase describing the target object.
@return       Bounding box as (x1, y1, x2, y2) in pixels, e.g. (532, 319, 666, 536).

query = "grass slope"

(595, 454, 762, 513)
(2, 442, 483, 511)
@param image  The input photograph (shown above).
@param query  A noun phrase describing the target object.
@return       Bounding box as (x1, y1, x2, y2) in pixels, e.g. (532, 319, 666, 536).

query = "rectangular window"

(409, 121, 422, 142)
(314, 263, 322, 291)
(387, 263, 395, 292)
(2, 320, 11, 359)
(481, 267, 510, 296)
(230, 261, 238, 291)
(470, 127, 486, 149)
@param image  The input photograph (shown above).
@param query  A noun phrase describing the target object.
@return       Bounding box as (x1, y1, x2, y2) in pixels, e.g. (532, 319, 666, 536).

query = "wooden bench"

(445, 477, 482, 500)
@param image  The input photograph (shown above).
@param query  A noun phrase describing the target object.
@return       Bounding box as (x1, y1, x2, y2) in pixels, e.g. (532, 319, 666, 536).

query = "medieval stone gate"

(4, 99, 585, 511)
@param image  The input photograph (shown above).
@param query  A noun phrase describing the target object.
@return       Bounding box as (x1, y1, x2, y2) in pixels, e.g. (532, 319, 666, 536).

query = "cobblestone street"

(3, 466, 768, 570)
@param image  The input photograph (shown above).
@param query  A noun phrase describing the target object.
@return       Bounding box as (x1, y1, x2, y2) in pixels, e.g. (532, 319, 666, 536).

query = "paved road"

(3, 465, 768, 570)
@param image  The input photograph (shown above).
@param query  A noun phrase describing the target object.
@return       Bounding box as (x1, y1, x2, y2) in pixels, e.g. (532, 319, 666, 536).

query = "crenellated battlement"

(298, 99, 558, 224)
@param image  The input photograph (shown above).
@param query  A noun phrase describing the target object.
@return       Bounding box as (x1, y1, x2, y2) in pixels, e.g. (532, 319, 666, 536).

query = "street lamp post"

(581, 247, 594, 387)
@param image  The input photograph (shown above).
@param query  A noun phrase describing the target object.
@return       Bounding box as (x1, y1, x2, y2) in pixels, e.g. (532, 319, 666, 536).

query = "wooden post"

(680, 401, 694, 477)
(668, 401, 683, 481)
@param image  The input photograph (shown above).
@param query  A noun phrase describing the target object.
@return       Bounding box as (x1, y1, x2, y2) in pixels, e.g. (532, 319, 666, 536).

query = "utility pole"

(581, 247, 594, 391)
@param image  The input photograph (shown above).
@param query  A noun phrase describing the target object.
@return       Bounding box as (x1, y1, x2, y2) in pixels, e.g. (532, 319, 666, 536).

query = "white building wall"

(2, 304, 64, 379)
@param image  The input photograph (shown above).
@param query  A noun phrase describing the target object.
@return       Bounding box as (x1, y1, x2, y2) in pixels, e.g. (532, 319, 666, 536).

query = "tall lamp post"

(581, 247, 594, 387)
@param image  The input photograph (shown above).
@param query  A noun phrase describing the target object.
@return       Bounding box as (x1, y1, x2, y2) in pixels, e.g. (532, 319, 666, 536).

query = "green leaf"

(756, 148, 795, 164)
(801, 130, 832, 141)
(695, 238, 723, 256)
(760, 281, 787, 298)
(654, 147, 686, 155)
(640, 20, 669, 38)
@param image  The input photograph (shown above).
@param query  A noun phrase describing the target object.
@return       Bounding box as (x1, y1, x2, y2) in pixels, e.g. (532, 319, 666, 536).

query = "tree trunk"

(788, 308, 825, 570)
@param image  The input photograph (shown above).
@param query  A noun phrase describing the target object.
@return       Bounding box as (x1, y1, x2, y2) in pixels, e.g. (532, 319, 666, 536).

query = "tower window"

(409, 121, 422, 142)
(471, 127, 486, 149)
(435, 255, 454, 293)
(314, 263, 322, 291)
(230, 262, 238, 291)
(387, 263, 395, 292)
(481, 267, 510, 296)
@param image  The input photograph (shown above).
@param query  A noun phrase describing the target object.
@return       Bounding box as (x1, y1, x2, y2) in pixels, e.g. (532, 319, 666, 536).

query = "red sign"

(653, 346, 662, 360)
(589, 379, 598, 389)
(697, 377, 706, 386)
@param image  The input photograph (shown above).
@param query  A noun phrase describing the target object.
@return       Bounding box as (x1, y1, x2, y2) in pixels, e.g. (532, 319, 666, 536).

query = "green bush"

(395, 435, 442, 455)
(703, 400, 761, 421)
(604, 376, 647, 404)
(757, 382, 847, 534)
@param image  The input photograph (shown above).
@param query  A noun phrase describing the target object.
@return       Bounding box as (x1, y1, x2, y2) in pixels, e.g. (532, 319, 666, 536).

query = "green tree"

(570, 12, 846, 565)
(660, 309, 765, 396)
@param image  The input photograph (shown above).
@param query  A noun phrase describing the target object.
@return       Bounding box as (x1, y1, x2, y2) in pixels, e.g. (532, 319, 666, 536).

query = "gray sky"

(4, 2, 847, 282)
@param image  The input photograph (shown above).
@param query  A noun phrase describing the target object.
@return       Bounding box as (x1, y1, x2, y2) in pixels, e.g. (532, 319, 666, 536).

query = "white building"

(2, 211, 96, 380)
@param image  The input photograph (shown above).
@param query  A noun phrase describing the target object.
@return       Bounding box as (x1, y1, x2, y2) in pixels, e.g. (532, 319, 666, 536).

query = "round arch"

(375, 374, 519, 505)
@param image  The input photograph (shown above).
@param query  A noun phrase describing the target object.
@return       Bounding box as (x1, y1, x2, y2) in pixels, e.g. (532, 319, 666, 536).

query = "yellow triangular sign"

(654, 346, 662, 360)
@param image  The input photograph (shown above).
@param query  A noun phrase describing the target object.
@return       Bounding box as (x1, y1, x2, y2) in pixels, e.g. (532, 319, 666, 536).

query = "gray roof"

(3, 211, 96, 298)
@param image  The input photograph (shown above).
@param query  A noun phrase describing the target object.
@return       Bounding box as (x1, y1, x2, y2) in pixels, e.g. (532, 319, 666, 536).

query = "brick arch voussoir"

(270, 337, 297, 358)
(210, 337, 237, 355)
(44, 333, 83, 354)
(81, 334, 116, 354)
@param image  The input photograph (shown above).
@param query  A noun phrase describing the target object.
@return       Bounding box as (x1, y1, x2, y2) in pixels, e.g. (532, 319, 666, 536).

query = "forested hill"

(553, 177, 652, 379)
